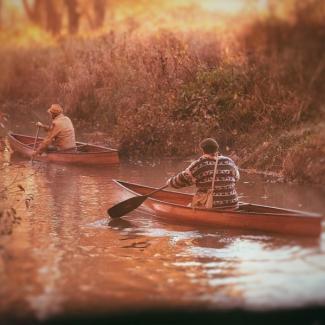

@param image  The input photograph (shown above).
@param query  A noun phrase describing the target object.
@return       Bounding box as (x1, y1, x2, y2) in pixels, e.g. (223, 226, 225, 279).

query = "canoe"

(114, 180, 323, 237)
(7, 132, 119, 165)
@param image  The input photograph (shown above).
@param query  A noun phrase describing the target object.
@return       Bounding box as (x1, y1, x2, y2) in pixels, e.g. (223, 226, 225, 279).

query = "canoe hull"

(114, 180, 323, 237)
(146, 200, 321, 237)
(8, 132, 119, 165)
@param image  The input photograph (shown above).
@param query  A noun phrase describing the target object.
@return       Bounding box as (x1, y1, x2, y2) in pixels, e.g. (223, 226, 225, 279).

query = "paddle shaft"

(144, 184, 169, 198)
(31, 126, 40, 163)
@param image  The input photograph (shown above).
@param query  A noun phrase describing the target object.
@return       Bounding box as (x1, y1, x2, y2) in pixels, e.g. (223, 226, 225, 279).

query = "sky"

(6, 0, 269, 15)
(195, 0, 268, 14)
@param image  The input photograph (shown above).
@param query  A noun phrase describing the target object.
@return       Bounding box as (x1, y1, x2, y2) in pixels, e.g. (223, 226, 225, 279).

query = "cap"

(47, 104, 63, 115)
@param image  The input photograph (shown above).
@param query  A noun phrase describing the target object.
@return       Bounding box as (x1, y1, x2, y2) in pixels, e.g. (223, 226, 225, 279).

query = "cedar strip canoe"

(114, 180, 323, 237)
(8, 132, 119, 165)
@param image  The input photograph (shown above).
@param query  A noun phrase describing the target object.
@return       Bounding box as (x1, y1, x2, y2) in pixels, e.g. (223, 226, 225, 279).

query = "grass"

(0, 1, 324, 183)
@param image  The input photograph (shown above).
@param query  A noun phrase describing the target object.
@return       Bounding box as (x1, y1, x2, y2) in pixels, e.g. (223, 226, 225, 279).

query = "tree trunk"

(44, 0, 62, 35)
(22, 0, 43, 25)
(0, 0, 2, 28)
(65, 0, 80, 34)
(93, 0, 106, 29)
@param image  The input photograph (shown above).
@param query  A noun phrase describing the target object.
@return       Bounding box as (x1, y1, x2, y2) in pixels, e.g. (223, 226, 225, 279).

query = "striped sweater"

(169, 154, 240, 209)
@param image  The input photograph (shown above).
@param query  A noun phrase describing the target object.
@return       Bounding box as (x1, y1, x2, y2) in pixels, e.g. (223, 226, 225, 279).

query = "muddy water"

(0, 153, 325, 321)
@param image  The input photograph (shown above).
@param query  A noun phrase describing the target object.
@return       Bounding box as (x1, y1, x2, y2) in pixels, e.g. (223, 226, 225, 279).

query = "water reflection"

(107, 218, 133, 230)
(1, 155, 325, 322)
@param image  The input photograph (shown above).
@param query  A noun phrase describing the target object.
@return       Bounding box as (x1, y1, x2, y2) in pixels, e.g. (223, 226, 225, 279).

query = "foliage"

(0, 113, 35, 236)
(0, 1, 324, 182)
(0, 165, 35, 236)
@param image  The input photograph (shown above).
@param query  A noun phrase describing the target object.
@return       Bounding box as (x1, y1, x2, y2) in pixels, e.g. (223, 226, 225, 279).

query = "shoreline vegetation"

(0, 159, 34, 246)
(0, 1, 324, 184)
(0, 114, 34, 241)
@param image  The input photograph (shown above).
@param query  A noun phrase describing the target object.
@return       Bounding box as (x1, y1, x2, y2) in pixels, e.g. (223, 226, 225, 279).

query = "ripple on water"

(1, 156, 325, 319)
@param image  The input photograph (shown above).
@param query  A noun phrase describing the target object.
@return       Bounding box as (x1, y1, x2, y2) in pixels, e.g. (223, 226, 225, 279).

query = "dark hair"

(200, 138, 219, 154)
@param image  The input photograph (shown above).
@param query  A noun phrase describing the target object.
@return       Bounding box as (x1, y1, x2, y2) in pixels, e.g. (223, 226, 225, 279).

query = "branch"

(22, 0, 34, 21)
(22, 0, 42, 24)
(0, 165, 42, 194)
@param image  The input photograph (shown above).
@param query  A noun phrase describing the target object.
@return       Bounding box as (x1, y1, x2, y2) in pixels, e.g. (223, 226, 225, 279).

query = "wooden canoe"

(7, 132, 119, 165)
(114, 180, 323, 237)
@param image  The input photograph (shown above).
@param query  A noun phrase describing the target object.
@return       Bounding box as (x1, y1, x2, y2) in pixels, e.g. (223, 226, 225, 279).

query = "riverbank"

(77, 122, 325, 185)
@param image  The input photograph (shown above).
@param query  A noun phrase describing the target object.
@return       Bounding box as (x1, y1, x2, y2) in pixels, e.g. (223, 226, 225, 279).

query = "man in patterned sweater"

(167, 138, 240, 209)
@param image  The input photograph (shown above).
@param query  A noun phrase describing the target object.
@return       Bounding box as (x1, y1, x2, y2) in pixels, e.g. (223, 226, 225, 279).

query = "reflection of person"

(32, 104, 76, 157)
(167, 138, 240, 209)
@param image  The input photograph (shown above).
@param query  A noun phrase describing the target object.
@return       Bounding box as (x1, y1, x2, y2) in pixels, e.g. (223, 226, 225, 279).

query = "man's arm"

(36, 122, 51, 132)
(167, 164, 196, 189)
(34, 122, 60, 154)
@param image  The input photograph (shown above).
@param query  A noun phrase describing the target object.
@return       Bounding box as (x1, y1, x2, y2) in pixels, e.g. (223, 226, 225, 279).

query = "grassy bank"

(0, 2, 324, 184)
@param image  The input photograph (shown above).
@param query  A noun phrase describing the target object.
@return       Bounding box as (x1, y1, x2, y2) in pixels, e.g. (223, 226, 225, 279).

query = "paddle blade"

(107, 195, 147, 218)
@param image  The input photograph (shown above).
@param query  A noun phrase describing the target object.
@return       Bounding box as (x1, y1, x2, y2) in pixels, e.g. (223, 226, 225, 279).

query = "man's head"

(47, 104, 63, 119)
(200, 138, 219, 154)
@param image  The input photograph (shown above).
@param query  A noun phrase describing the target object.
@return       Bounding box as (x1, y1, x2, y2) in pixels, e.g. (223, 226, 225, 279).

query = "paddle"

(30, 125, 40, 164)
(107, 184, 168, 218)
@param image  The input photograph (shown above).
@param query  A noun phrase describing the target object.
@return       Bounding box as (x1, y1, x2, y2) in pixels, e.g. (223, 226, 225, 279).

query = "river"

(0, 152, 325, 322)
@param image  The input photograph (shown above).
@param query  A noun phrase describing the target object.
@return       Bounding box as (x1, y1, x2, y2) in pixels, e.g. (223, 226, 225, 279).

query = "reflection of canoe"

(8, 132, 119, 165)
(115, 180, 323, 237)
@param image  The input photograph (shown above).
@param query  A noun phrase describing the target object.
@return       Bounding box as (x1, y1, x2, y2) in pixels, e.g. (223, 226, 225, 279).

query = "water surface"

(1, 153, 324, 321)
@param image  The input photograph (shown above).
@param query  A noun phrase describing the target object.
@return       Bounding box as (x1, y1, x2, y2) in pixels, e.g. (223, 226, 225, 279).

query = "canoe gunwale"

(114, 179, 322, 219)
(8, 132, 118, 155)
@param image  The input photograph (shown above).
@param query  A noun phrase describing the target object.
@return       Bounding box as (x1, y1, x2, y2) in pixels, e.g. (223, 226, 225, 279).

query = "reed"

(0, 1, 324, 183)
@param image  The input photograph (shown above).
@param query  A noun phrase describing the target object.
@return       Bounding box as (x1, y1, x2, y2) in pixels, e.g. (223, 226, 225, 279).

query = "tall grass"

(0, 1, 324, 183)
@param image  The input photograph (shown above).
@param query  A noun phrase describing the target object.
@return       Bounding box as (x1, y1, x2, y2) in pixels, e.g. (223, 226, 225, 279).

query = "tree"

(82, 0, 107, 30)
(93, 0, 106, 29)
(0, 0, 3, 28)
(44, 0, 62, 35)
(22, 0, 43, 25)
(65, 0, 80, 34)
(22, 0, 108, 35)
(22, 0, 62, 35)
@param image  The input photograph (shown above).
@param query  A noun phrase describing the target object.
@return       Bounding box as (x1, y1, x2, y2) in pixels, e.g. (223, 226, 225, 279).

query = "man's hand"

(36, 122, 44, 128)
(166, 178, 171, 186)
(31, 150, 39, 158)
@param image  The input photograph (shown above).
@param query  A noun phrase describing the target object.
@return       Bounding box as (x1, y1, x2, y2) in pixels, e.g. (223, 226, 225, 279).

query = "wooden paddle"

(107, 184, 168, 218)
(30, 125, 40, 164)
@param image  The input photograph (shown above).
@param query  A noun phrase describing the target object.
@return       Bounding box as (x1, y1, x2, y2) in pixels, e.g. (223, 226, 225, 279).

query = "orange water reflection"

(0, 156, 324, 322)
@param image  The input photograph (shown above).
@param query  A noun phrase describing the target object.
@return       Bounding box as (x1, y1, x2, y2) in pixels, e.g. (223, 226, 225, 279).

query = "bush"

(0, 1, 324, 182)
